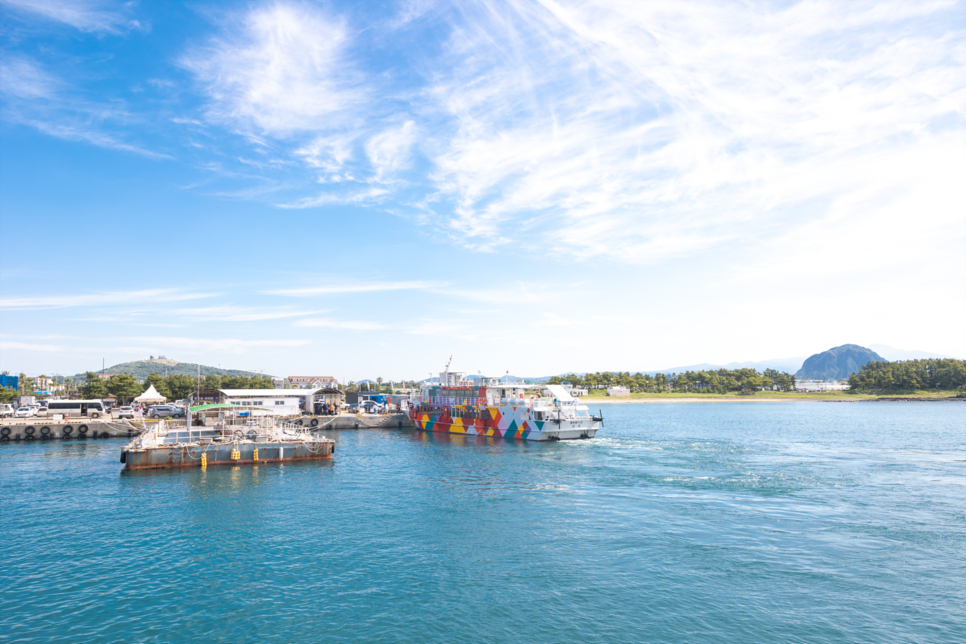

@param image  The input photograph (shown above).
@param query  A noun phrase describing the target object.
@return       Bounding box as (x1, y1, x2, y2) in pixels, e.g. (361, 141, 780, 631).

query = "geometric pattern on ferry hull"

(410, 401, 577, 442)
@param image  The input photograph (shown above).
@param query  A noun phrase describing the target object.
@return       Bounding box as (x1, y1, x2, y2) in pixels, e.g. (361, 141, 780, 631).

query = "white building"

(561, 384, 589, 397)
(193, 388, 322, 415)
(287, 376, 338, 389)
(796, 379, 851, 392)
(607, 386, 631, 397)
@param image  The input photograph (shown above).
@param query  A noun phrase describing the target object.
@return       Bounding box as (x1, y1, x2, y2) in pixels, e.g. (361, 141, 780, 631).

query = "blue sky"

(1, 0, 964, 380)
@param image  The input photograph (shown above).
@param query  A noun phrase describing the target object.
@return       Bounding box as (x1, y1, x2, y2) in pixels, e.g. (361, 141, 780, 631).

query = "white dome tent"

(134, 385, 166, 404)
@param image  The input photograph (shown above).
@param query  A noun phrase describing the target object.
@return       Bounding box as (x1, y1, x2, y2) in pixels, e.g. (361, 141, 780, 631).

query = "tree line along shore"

(548, 359, 966, 398)
(3, 359, 964, 405)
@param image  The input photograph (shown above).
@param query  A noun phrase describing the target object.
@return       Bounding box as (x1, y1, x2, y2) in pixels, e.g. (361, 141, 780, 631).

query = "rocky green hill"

(796, 344, 886, 380)
(69, 360, 271, 383)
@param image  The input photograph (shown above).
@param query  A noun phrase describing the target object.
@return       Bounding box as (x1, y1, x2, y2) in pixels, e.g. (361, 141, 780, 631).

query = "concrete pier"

(0, 421, 140, 441)
(0, 412, 414, 443)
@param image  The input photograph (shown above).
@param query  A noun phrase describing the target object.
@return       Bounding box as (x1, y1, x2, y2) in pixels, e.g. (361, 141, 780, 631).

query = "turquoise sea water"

(1, 402, 964, 643)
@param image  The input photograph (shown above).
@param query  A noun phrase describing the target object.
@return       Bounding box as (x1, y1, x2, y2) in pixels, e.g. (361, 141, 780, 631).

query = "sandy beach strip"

(588, 397, 807, 404)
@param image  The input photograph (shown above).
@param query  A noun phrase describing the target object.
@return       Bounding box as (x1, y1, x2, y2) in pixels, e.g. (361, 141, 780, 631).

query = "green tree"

(251, 375, 274, 389)
(81, 372, 108, 399)
(202, 374, 223, 390)
(106, 374, 143, 404)
(143, 372, 171, 399)
(164, 374, 195, 400)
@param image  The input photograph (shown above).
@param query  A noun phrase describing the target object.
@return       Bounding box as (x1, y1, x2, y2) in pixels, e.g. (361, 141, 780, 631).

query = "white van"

(46, 400, 106, 418)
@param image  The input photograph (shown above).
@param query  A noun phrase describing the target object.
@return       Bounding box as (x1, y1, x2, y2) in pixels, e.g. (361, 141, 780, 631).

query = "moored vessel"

(408, 365, 602, 441)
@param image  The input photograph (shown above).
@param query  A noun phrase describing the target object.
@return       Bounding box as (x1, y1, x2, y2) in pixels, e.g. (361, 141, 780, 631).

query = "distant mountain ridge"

(868, 344, 961, 361)
(70, 359, 270, 383)
(507, 358, 806, 383)
(796, 344, 886, 380)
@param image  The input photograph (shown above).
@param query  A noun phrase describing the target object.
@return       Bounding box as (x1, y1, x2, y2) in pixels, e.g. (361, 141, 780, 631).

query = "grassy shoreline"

(580, 390, 965, 403)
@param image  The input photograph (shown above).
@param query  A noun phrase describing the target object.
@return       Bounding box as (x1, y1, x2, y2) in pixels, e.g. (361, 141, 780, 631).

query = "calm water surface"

(1, 402, 964, 643)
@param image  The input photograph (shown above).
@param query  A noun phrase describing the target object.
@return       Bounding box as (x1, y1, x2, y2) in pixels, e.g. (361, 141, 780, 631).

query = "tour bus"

(46, 400, 107, 419)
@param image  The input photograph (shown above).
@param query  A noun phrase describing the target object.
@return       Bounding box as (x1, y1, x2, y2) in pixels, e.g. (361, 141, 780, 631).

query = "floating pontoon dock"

(120, 417, 334, 470)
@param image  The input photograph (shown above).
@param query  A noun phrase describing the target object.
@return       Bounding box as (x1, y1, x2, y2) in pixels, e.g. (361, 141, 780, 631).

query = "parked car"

(360, 401, 383, 414)
(14, 407, 36, 418)
(115, 406, 135, 419)
(148, 405, 185, 419)
(347, 403, 360, 413)
(0, 404, 15, 418)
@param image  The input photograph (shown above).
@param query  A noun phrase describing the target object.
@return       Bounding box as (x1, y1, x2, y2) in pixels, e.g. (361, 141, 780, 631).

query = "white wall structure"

(217, 388, 321, 415)
(795, 380, 851, 392)
(607, 386, 631, 397)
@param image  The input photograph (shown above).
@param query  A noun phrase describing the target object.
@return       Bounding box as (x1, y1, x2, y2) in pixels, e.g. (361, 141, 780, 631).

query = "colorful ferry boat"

(408, 368, 602, 441)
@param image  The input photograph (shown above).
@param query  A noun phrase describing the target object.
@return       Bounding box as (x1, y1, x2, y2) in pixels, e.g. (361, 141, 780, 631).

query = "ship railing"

(154, 424, 320, 445)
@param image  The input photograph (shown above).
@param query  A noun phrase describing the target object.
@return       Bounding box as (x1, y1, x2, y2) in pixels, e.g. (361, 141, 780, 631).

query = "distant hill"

(512, 357, 806, 382)
(868, 344, 961, 361)
(796, 344, 886, 380)
(646, 356, 806, 375)
(69, 359, 271, 383)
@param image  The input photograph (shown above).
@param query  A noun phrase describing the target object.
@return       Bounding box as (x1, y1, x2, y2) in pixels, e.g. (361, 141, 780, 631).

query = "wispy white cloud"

(181, 4, 361, 135)
(293, 318, 387, 331)
(0, 55, 170, 158)
(1, 0, 143, 33)
(268, 280, 446, 297)
(24, 118, 173, 159)
(366, 120, 418, 182)
(170, 306, 320, 322)
(278, 186, 390, 209)
(0, 56, 60, 99)
(432, 282, 562, 304)
(180, 3, 424, 208)
(0, 340, 63, 352)
(173, 0, 964, 272)
(127, 336, 311, 353)
(0, 289, 215, 310)
(416, 0, 965, 262)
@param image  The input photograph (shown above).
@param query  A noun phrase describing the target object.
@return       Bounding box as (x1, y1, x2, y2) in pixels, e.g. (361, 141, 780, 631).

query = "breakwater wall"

(0, 413, 414, 443)
(0, 421, 138, 441)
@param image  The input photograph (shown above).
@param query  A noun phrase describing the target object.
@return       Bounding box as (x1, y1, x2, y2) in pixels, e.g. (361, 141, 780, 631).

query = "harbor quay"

(0, 412, 415, 443)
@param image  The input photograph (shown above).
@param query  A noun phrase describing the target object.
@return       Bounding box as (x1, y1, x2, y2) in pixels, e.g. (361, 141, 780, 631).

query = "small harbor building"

(190, 388, 323, 415)
(607, 386, 631, 397)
